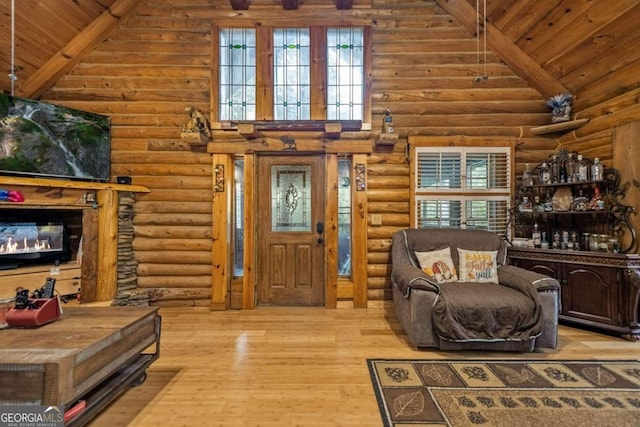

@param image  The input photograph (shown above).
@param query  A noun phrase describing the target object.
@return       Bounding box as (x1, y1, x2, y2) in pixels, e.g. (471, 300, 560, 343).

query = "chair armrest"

(391, 230, 439, 296)
(498, 265, 560, 292)
(391, 263, 439, 297)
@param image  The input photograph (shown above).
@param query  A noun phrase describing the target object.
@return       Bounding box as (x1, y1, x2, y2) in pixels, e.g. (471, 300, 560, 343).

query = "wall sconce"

(355, 164, 366, 191)
(214, 164, 225, 192)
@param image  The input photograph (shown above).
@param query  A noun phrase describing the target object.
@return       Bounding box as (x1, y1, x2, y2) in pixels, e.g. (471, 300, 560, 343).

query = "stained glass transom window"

(273, 28, 311, 120)
(327, 28, 364, 120)
(271, 165, 312, 232)
(219, 28, 256, 120)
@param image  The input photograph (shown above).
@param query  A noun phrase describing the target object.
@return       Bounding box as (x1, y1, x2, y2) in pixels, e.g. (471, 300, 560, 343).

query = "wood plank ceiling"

(0, 0, 639, 105)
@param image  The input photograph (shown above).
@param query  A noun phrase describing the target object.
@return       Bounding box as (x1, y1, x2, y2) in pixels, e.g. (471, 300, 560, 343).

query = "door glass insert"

(271, 165, 312, 232)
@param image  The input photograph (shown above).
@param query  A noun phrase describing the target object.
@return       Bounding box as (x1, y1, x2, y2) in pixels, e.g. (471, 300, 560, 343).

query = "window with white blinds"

(416, 147, 509, 192)
(416, 150, 462, 190)
(413, 146, 511, 237)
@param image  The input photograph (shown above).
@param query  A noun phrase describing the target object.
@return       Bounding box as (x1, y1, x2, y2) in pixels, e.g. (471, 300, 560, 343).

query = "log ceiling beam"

(336, 0, 354, 10)
(433, 0, 568, 98)
(16, 0, 145, 99)
(230, 0, 351, 10)
(229, 0, 250, 10)
(281, 0, 299, 10)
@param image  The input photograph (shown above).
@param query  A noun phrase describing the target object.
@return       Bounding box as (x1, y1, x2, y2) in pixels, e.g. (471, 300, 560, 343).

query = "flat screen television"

(0, 222, 68, 269)
(0, 94, 111, 182)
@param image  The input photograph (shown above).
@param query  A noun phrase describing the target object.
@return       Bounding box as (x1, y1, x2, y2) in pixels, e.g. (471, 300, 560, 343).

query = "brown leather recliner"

(391, 228, 560, 351)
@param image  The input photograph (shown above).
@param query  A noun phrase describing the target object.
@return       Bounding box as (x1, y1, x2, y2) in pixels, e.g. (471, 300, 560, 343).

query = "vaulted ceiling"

(1, 0, 639, 104)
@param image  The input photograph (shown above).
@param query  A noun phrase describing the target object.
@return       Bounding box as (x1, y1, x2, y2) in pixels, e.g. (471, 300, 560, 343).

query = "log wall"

(45, 0, 215, 307)
(38, 0, 638, 306)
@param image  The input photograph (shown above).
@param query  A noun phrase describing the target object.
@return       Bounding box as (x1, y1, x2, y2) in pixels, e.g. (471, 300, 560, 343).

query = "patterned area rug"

(367, 359, 640, 427)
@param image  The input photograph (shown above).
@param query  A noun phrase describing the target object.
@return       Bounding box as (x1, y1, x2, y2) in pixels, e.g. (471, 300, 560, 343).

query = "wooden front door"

(256, 155, 325, 306)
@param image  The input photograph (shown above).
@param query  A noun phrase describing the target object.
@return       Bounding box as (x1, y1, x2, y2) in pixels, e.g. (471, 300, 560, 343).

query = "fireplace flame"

(0, 236, 51, 254)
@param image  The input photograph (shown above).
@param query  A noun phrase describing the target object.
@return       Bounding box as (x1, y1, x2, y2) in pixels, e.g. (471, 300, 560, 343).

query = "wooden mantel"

(0, 176, 149, 193)
(0, 176, 149, 303)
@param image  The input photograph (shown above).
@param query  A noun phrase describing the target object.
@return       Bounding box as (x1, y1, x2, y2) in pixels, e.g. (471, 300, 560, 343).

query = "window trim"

(211, 24, 371, 130)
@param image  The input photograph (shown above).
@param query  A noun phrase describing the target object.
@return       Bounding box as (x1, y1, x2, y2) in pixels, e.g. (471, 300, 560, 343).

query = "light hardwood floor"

(90, 303, 640, 426)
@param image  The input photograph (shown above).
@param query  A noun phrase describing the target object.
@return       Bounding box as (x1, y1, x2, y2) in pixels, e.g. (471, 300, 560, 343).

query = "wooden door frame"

(209, 147, 370, 310)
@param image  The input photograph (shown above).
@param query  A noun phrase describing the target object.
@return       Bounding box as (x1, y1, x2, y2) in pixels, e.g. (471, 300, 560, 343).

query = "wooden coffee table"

(0, 305, 160, 426)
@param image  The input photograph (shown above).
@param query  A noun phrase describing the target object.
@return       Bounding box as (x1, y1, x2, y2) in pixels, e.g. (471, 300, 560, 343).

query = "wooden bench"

(0, 306, 160, 426)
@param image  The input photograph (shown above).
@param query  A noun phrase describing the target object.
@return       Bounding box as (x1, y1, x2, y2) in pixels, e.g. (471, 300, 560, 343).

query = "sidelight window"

(337, 157, 352, 276)
(233, 159, 245, 277)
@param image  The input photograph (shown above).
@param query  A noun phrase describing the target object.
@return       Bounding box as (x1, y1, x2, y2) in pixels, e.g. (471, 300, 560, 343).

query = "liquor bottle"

(540, 231, 549, 249)
(562, 230, 569, 249)
(533, 195, 545, 213)
(539, 162, 551, 185)
(550, 155, 559, 184)
(49, 259, 61, 275)
(591, 157, 603, 181)
(570, 231, 579, 251)
(544, 189, 553, 212)
(576, 154, 589, 181)
(558, 157, 567, 183)
(522, 163, 534, 186)
(566, 232, 575, 250)
(565, 152, 575, 183)
(532, 222, 541, 247)
(552, 230, 561, 249)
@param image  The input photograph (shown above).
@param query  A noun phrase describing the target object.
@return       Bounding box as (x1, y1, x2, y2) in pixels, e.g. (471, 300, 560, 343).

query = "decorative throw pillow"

(414, 247, 458, 283)
(457, 248, 499, 284)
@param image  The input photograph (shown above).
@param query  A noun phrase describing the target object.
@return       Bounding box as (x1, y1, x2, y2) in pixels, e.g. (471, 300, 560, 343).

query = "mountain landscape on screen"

(0, 94, 110, 182)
